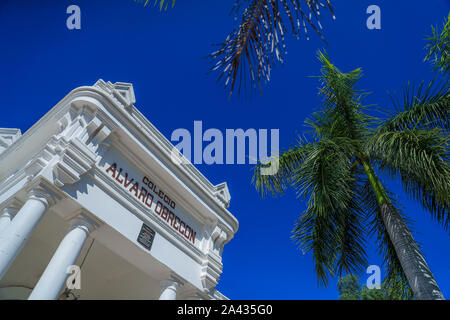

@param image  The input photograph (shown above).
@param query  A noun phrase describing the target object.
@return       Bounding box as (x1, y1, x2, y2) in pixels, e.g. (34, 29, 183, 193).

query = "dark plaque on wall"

(137, 223, 155, 251)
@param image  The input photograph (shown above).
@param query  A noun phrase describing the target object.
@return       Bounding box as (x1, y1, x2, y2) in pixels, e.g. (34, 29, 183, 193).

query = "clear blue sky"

(0, 0, 448, 299)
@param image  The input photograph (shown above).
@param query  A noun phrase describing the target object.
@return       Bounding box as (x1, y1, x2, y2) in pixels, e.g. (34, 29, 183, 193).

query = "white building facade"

(0, 80, 238, 300)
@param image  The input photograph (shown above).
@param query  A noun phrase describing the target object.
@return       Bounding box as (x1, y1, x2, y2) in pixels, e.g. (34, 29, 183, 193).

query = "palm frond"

(252, 139, 311, 198)
(380, 79, 450, 132)
(134, 0, 176, 11)
(425, 11, 450, 74)
(293, 206, 339, 285)
(315, 51, 377, 140)
(382, 274, 414, 300)
(292, 138, 367, 285)
(210, 0, 335, 96)
(366, 128, 450, 231)
(334, 166, 368, 277)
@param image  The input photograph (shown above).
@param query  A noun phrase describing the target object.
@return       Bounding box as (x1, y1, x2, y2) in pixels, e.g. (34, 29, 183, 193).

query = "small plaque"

(137, 223, 155, 251)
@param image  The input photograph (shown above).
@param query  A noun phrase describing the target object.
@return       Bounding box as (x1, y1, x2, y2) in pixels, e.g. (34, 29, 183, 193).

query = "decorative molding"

(0, 128, 21, 155)
(199, 225, 231, 292)
(52, 138, 97, 187)
(3, 100, 116, 190)
(93, 80, 136, 110)
(209, 288, 229, 300)
(24, 158, 48, 181)
(112, 82, 136, 110)
(211, 225, 229, 256)
(213, 182, 231, 209)
(50, 104, 115, 187)
(200, 254, 223, 291)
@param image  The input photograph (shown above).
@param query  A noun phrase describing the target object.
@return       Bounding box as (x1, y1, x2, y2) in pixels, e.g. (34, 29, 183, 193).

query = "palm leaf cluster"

(134, 0, 176, 11)
(210, 0, 335, 96)
(337, 273, 413, 300)
(382, 80, 449, 132)
(425, 12, 450, 73)
(367, 127, 450, 230)
(252, 51, 449, 289)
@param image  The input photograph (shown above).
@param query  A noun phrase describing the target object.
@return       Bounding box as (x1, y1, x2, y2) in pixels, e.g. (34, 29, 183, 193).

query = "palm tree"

(210, 0, 335, 95)
(252, 50, 449, 299)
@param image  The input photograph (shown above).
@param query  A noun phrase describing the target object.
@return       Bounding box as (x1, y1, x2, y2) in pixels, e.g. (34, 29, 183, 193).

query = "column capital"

(1, 198, 23, 218)
(69, 213, 99, 234)
(179, 289, 207, 300)
(159, 275, 184, 300)
(160, 275, 184, 290)
(26, 184, 59, 208)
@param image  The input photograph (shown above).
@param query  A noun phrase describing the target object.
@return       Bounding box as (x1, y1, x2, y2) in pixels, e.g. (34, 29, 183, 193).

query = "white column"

(0, 188, 54, 280)
(28, 215, 97, 300)
(0, 202, 20, 234)
(159, 277, 183, 300)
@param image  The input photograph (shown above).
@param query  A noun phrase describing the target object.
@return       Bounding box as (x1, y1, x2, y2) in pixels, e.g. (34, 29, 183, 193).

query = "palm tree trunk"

(361, 161, 444, 300)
